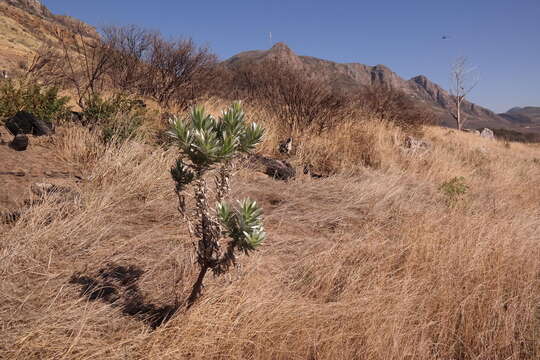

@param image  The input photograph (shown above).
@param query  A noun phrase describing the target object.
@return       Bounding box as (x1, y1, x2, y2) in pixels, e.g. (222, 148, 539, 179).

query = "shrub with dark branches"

(357, 83, 437, 135)
(102, 26, 219, 110)
(143, 37, 218, 109)
(37, 25, 219, 112)
(101, 25, 156, 93)
(230, 59, 352, 134)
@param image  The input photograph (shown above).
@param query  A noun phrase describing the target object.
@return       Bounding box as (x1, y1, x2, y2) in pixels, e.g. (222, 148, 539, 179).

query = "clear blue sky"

(43, 0, 539, 113)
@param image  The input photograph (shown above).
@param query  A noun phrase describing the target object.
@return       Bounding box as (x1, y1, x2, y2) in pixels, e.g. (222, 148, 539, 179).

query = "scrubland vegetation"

(0, 25, 539, 360)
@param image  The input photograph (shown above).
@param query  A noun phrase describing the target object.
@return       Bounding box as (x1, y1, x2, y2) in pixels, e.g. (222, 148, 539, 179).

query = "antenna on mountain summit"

(269, 32, 273, 45)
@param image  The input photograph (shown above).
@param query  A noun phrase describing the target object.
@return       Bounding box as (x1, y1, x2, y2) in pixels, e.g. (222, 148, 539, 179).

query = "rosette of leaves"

(168, 102, 266, 308)
(168, 102, 264, 172)
(217, 199, 266, 253)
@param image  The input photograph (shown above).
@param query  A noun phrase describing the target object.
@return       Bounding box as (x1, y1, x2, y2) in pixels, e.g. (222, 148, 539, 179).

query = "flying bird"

(442, 35, 450, 40)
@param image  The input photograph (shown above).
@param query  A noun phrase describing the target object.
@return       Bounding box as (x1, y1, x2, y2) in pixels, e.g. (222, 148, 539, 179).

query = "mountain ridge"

(225, 42, 533, 132)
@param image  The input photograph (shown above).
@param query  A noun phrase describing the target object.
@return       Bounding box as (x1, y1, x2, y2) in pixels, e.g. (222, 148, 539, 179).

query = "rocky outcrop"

(3, 0, 53, 18)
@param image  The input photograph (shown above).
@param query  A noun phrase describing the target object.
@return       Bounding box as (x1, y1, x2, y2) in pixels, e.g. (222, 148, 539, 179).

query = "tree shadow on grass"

(70, 263, 179, 329)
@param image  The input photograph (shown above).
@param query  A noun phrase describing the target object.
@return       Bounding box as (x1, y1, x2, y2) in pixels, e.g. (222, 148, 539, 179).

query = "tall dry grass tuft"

(1, 117, 539, 359)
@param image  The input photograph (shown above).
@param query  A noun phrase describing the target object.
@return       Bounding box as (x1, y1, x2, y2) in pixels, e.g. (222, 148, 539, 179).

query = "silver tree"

(168, 102, 266, 307)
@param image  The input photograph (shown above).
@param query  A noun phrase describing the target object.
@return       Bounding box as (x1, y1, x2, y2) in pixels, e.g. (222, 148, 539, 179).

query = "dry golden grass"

(1, 108, 539, 359)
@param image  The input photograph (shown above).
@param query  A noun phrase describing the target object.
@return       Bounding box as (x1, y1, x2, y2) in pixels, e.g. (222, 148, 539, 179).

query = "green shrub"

(168, 102, 265, 308)
(0, 79, 71, 126)
(101, 112, 145, 143)
(81, 93, 143, 124)
(440, 176, 469, 204)
(81, 93, 147, 142)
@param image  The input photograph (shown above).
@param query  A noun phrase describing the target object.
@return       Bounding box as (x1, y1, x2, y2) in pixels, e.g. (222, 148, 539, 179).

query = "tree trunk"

(186, 264, 209, 308)
(456, 99, 462, 131)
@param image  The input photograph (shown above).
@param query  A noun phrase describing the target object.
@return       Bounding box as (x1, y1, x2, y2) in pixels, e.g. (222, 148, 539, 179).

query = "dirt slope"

(0, 126, 81, 211)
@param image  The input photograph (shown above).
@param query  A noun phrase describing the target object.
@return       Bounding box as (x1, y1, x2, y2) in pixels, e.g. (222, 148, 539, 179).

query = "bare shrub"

(44, 25, 115, 108)
(101, 25, 155, 93)
(142, 36, 218, 109)
(101, 25, 219, 109)
(230, 59, 352, 135)
(449, 56, 479, 131)
(358, 83, 436, 135)
(38, 25, 218, 112)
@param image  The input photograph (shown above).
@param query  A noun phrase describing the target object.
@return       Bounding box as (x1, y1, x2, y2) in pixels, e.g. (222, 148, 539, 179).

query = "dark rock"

(5, 111, 54, 136)
(10, 134, 29, 151)
(69, 111, 84, 123)
(133, 99, 146, 108)
(303, 165, 326, 179)
(250, 154, 296, 180)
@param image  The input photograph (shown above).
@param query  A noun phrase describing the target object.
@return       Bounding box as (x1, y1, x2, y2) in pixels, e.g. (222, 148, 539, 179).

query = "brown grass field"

(1, 103, 539, 359)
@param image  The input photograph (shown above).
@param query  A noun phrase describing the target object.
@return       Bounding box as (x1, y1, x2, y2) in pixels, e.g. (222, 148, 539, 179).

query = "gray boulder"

(480, 128, 495, 140)
(404, 136, 430, 151)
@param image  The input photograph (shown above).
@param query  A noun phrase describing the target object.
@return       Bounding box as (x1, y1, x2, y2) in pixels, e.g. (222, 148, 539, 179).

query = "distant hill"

(224, 43, 532, 132)
(499, 107, 540, 130)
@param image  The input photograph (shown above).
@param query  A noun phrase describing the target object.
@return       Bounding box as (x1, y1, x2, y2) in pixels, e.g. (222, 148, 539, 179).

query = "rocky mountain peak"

(267, 42, 302, 68)
(411, 75, 429, 86)
(269, 42, 293, 54)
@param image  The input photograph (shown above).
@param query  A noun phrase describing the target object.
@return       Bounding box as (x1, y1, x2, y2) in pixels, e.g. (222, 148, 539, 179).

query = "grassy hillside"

(0, 1, 97, 72)
(1, 102, 539, 359)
